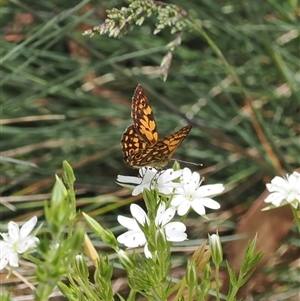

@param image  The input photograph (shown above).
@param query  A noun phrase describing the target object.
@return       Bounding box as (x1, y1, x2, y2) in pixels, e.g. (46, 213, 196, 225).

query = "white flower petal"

(140, 168, 157, 184)
(117, 175, 142, 185)
(286, 191, 298, 203)
(130, 204, 148, 226)
(164, 221, 187, 242)
(151, 169, 184, 196)
(181, 169, 200, 192)
(165, 222, 186, 232)
(20, 216, 37, 239)
(0, 241, 13, 257)
(181, 168, 192, 183)
(190, 171, 201, 185)
(177, 201, 191, 216)
(270, 176, 288, 189)
(191, 202, 206, 216)
(0, 250, 19, 269)
(8, 252, 19, 267)
(132, 184, 149, 196)
(158, 169, 183, 183)
(156, 186, 172, 195)
(155, 202, 166, 222)
(157, 206, 176, 226)
(0, 256, 9, 270)
(140, 167, 157, 178)
(117, 230, 146, 247)
(197, 184, 225, 197)
(17, 237, 39, 253)
(171, 195, 185, 207)
(265, 192, 285, 206)
(117, 232, 127, 244)
(200, 198, 221, 209)
(127, 167, 158, 196)
(166, 230, 187, 242)
(288, 172, 299, 188)
(144, 243, 152, 258)
(8, 221, 20, 241)
(117, 216, 139, 230)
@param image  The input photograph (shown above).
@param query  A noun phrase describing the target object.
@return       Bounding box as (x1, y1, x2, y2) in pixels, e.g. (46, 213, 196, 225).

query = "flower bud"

(200, 264, 211, 293)
(51, 175, 68, 207)
(46, 175, 70, 233)
(62, 160, 76, 186)
(155, 229, 167, 252)
(186, 259, 197, 287)
(83, 234, 99, 266)
(83, 213, 105, 237)
(208, 233, 223, 266)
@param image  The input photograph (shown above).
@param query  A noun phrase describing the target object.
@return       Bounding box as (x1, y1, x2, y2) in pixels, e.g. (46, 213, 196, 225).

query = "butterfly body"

(121, 85, 191, 169)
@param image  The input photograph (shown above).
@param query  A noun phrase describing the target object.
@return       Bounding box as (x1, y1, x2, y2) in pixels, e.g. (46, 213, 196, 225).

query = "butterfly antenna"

(171, 158, 203, 167)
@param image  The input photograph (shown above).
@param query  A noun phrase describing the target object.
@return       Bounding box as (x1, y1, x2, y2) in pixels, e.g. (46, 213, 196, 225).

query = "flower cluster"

(118, 167, 224, 216)
(117, 202, 187, 258)
(117, 167, 225, 257)
(0, 216, 39, 270)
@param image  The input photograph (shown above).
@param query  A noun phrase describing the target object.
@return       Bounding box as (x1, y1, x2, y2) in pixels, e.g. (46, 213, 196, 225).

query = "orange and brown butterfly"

(121, 84, 192, 169)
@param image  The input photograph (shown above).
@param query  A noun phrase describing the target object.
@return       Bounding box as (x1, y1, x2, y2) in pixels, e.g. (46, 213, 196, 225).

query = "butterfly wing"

(131, 84, 158, 145)
(160, 125, 192, 160)
(121, 125, 148, 167)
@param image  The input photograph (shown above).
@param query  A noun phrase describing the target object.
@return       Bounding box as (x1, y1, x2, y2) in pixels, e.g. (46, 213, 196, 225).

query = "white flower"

(0, 216, 39, 270)
(265, 172, 300, 208)
(117, 204, 150, 257)
(155, 202, 187, 242)
(171, 168, 224, 216)
(117, 203, 187, 258)
(117, 167, 183, 196)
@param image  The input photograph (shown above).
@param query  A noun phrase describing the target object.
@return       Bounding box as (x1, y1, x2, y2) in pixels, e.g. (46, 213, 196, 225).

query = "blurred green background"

(1, 0, 299, 299)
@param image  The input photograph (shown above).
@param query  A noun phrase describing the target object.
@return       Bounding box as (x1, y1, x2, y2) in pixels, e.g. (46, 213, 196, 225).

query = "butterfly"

(121, 84, 192, 169)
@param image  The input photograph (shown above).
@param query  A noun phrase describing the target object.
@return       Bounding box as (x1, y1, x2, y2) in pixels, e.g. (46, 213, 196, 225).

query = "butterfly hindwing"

(161, 125, 192, 159)
(121, 125, 148, 158)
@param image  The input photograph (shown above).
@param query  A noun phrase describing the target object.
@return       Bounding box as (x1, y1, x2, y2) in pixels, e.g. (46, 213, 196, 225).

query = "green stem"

(215, 265, 220, 301)
(154, 248, 167, 299)
(291, 205, 300, 233)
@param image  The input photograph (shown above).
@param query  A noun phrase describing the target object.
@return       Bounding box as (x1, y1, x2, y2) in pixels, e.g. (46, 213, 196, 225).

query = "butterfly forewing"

(121, 84, 191, 169)
(131, 85, 158, 145)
